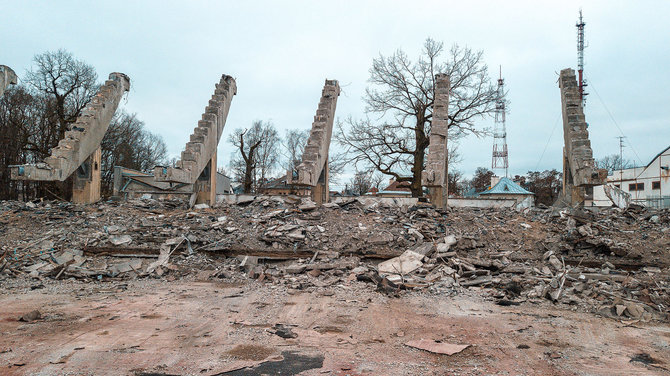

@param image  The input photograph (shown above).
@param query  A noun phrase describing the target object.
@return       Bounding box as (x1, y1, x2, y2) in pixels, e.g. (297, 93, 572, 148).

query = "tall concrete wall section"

(10, 73, 130, 181)
(422, 74, 450, 187)
(559, 68, 606, 187)
(288, 79, 340, 187)
(422, 74, 450, 208)
(0, 65, 18, 97)
(154, 75, 236, 184)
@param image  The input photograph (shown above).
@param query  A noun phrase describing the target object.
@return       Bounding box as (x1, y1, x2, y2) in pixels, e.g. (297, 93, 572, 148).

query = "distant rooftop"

(479, 177, 533, 195)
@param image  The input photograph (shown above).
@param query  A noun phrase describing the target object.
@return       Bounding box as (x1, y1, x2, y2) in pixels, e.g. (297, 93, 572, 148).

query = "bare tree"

(447, 170, 463, 195)
(597, 154, 633, 175)
(282, 129, 309, 172)
(371, 171, 384, 191)
(228, 120, 278, 193)
(336, 38, 500, 197)
(349, 170, 374, 196)
(253, 121, 280, 188)
(326, 150, 348, 185)
(519, 170, 562, 206)
(100, 110, 167, 194)
(0, 50, 101, 200)
(0, 85, 44, 199)
(25, 49, 99, 141)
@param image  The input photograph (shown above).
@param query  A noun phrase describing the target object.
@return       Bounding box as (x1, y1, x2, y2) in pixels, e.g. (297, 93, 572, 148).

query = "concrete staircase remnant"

(288, 79, 340, 204)
(558, 68, 607, 205)
(0, 65, 17, 97)
(154, 75, 236, 186)
(422, 74, 450, 208)
(10, 72, 130, 183)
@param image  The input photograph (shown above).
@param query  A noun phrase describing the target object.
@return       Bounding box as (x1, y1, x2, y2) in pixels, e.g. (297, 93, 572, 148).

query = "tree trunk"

(410, 112, 429, 198)
(410, 150, 424, 197)
(243, 163, 253, 194)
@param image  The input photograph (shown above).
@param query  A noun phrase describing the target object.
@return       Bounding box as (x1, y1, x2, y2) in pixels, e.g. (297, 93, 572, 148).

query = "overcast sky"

(3, 1, 669, 188)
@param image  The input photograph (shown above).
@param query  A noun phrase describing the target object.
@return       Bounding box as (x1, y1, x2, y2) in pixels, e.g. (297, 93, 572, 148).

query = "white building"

(592, 146, 670, 208)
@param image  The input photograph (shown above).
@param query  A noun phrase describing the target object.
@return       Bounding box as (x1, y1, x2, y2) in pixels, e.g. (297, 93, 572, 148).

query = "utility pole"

(617, 136, 626, 186)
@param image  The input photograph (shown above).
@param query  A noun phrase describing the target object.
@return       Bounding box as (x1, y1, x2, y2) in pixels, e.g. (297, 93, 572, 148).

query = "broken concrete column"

(558, 69, 606, 205)
(422, 74, 450, 209)
(154, 75, 236, 206)
(193, 151, 217, 206)
(0, 65, 18, 97)
(10, 73, 130, 204)
(72, 147, 101, 204)
(287, 79, 340, 204)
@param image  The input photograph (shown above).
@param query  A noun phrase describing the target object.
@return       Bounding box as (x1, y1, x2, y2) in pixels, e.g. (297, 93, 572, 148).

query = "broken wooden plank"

(83, 246, 160, 256)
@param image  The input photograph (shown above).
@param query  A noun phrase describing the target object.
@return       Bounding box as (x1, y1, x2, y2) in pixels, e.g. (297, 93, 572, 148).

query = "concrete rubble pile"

(0, 197, 668, 322)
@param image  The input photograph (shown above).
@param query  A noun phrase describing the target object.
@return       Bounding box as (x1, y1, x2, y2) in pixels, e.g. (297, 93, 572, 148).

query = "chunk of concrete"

(405, 339, 470, 355)
(109, 235, 132, 246)
(378, 250, 424, 275)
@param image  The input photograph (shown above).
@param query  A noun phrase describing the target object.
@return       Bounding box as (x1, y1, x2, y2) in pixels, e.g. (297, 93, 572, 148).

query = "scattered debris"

(269, 324, 298, 339)
(0, 196, 667, 322)
(18, 310, 41, 322)
(405, 339, 470, 355)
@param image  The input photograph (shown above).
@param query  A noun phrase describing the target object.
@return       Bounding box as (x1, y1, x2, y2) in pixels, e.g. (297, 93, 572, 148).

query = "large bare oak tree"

(336, 38, 501, 197)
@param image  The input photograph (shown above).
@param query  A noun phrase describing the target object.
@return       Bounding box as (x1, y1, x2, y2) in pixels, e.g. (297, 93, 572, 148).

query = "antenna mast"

(576, 9, 588, 106)
(491, 66, 509, 177)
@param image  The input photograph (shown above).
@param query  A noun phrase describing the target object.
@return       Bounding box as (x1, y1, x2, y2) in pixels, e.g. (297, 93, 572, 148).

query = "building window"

(652, 181, 661, 190)
(629, 183, 644, 191)
(614, 184, 620, 188)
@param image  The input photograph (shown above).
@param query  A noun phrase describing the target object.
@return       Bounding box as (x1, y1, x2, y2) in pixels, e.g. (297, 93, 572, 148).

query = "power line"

(535, 112, 561, 171)
(589, 81, 644, 166)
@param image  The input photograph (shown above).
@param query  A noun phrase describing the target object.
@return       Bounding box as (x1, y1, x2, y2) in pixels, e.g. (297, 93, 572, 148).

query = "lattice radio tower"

(491, 67, 508, 177)
(577, 9, 588, 106)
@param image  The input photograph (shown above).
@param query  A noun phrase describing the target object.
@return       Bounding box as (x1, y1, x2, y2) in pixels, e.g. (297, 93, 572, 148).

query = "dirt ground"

(0, 278, 668, 376)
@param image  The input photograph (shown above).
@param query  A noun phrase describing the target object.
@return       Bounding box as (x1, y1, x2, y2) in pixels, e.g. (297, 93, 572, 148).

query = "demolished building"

(113, 166, 232, 199)
(558, 68, 607, 206)
(9, 72, 131, 203)
(287, 79, 340, 204)
(153, 74, 236, 206)
(0, 65, 17, 97)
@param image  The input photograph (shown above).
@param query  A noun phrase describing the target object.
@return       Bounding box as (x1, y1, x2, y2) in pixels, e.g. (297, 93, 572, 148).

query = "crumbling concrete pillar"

(558, 68, 607, 206)
(0, 65, 17, 97)
(154, 75, 236, 185)
(287, 79, 340, 204)
(311, 162, 329, 204)
(112, 166, 123, 198)
(422, 74, 450, 209)
(194, 151, 217, 206)
(10, 73, 130, 183)
(72, 147, 101, 204)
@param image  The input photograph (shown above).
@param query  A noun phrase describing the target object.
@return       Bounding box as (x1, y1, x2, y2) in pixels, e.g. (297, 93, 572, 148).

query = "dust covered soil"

(0, 196, 669, 375)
